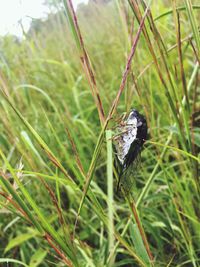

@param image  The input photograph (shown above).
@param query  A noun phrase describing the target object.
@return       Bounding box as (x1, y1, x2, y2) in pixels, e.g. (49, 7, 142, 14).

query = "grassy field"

(0, 0, 200, 266)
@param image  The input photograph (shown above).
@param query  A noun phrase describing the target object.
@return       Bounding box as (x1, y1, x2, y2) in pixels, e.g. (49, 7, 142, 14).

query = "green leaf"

(29, 248, 47, 267)
(21, 131, 44, 164)
(5, 231, 38, 253)
(129, 223, 150, 266)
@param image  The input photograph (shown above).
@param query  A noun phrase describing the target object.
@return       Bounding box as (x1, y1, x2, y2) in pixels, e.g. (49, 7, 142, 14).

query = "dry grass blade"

(65, 127, 85, 176)
(0, 190, 27, 218)
(127, 196, 154, 262)
(107, 5, 150, 120)
(44, 233, 74, 267)
(172, 2, 189, 111)
(63, 0, 105, 125)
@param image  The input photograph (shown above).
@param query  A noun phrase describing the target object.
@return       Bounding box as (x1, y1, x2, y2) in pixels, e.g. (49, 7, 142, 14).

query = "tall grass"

(0, 0, 199, 266)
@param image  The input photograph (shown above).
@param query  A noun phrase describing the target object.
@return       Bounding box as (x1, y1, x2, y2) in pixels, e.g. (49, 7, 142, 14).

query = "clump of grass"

(0, 0, 199, 266)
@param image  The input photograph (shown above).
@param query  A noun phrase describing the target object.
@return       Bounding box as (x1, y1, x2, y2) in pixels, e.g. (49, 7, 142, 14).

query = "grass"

(0, 0, 199, 266)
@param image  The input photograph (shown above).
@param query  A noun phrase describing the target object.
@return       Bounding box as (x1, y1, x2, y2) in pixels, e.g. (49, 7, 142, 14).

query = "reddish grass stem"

(107, 6, 150, 121)
(129, 197, 154, 262)
(64, 0, 105, 125)
(45, 233, 74, 267)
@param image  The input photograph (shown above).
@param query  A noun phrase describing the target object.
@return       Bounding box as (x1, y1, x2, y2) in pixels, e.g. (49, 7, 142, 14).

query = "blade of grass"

(126, 195, 154, 264)
(154, 5, 200, 21)
(14, 84, 60, 120)
(106, 130, 115, 266)
(130, 222, 151, 266)
(184, 0, 200, 58)
(172, 3, 190, 111)
(146, 140, 199, 162)
(63, 0, 105, 125)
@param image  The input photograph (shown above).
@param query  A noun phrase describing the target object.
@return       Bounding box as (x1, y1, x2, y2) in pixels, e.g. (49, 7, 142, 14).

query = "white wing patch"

(115, 113, 137, 165)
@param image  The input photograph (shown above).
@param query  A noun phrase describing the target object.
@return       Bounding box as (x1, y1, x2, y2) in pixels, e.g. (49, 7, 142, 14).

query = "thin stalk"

(172, 2, 190, 111)
(106, 130, 115, 266)
(146, 140, 199, 162)
(172, 2, 193, 157)
(45, 233, 74, 267)
(154, 5, 200, 21)
(126, 194, 154, 264)
(63, 0, 105, 125)
(184, 0, 200, 58)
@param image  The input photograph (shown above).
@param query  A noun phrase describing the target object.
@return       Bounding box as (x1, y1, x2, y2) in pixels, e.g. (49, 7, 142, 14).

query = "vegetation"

(0, 0, 199, 266)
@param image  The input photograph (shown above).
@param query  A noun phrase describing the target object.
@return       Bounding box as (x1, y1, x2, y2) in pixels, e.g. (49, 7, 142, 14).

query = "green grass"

(0, 0, 199, 266)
